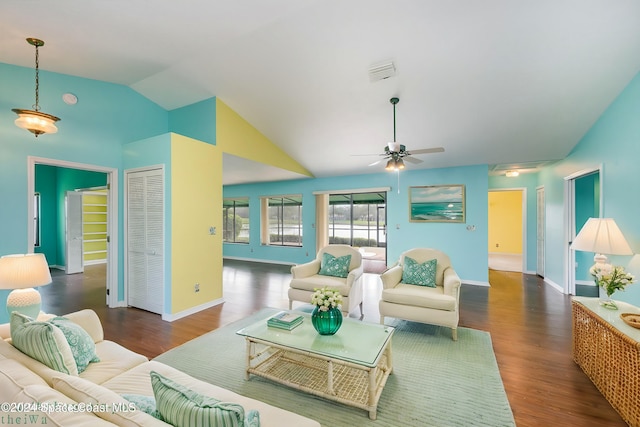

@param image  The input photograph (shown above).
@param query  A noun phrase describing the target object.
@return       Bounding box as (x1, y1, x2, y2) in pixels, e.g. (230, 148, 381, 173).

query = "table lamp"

(571, 217, 633, 267)
(0, 253, 52, 319)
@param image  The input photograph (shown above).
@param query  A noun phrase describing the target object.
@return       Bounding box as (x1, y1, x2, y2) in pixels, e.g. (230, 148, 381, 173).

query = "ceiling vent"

(369, 62, 396, 82)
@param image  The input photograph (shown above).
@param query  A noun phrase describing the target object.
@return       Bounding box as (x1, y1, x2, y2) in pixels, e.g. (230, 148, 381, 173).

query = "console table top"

(572, 296, 640, 341)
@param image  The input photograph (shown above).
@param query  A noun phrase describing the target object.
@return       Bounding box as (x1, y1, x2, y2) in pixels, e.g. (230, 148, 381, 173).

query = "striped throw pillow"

(10, 312, 78, 375)
(150, 371, 259, 427)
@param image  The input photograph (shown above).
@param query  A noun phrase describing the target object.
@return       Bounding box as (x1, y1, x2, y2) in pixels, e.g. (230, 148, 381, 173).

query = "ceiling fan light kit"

(12, 38, 60, 137)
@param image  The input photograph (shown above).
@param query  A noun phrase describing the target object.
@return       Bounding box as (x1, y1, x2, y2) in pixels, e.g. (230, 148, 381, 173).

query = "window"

(34, 193, 41, 247)
(223, 198, 249, 243)
(265, 195, 302, 246)
(328, 192, 386, 248)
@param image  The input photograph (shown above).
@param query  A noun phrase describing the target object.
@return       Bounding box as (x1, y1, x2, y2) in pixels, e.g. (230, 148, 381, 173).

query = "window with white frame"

(223, 198, 249, 243)
(263, 195, 303, 247)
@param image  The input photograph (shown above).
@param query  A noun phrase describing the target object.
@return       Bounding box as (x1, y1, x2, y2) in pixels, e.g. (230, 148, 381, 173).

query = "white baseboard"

(462, 280, 490, 287)
(162, 298, 225, 322)
(576, 280, 596, 286)
(223, 256, 296, 266)
(543, 277, 565, 294)
(84, 260, 107, 266)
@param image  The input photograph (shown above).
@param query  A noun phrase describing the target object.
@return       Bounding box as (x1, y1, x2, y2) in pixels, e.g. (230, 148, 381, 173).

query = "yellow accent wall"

(215, 98, 313, 177)
(170, 134, 223, 313)
(488, 190, 522, 254)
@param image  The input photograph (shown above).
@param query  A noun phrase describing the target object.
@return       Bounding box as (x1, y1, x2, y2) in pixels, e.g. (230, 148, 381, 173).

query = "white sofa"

(379, 248, 462, 340)
(0, 309, 320, 427)
(289, 245, 364, 317)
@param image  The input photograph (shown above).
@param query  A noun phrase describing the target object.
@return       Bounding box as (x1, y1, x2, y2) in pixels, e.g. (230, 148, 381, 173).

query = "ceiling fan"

(365, 97, 444, 171)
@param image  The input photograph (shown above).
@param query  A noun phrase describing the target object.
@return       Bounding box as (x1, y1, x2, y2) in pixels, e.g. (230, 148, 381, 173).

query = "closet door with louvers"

(126, 168, 164, 314)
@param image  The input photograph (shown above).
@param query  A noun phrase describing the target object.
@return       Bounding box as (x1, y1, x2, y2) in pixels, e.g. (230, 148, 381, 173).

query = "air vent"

(369, 62, 396, 82)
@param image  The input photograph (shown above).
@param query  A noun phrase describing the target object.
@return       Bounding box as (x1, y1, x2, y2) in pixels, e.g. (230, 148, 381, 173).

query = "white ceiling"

(2, 0, 640, 184)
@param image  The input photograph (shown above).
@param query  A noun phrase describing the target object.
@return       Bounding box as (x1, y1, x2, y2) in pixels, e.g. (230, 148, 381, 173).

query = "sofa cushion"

(382, 284, 456, 311)
(0, 358, 49, 400)
(150, 370, 257, 427)
(10, 312, 78, 376)
(402, 257, 437, 287)
(104, 361, 318, 427)
(80, 340, 148, 384)
(16, 384, 115, 426)
(52, 375, 169, 426)
(50, 316, 100, 373)
(318, 253, 351, 278)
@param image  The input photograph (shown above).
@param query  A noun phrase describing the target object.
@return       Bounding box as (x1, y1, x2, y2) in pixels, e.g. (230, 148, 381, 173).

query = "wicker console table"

(237, 313, 394, 420)
(572, 297, 640, 426)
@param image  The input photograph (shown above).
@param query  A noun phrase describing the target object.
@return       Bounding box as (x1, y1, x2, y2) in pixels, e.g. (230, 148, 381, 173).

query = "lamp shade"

(0, 253, 52, 290)
(571, 218, 633, 255)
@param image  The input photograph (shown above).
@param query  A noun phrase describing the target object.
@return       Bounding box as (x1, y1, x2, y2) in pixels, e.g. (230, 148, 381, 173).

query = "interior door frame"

(563, 165, 603, 295)
(27, 156, 119, 308)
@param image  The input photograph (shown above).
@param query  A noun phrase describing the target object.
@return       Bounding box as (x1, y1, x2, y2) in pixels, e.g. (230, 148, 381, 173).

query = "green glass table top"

(237, 312, 394, 367)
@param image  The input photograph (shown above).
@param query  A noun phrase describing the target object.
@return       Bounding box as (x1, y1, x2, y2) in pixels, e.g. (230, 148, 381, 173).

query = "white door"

(536, 187, 545, 277)
(126, 168, 164, 314)
(65, 191, 84, 274)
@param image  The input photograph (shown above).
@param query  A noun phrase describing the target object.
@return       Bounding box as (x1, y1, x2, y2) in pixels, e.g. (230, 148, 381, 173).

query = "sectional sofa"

(0, 309, 320, 426)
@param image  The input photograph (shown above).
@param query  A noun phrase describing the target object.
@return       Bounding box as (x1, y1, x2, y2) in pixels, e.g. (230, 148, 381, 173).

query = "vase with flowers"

(590, 264, 635, 310)
(310, 287, 343, 335)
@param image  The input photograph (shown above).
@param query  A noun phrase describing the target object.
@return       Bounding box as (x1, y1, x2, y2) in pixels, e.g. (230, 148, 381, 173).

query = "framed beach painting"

(409, 185, 465, 223)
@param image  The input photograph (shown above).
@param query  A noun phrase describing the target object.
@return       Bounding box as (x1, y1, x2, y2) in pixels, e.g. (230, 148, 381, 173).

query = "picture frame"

(409, 185, 465, 223)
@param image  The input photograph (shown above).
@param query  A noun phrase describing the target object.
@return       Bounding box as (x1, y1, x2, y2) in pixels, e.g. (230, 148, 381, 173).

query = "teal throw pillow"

(150, 370, 260, 427)
(121, 394, 163, 420)
(402, 257, 437, 287)
(50, 317, 100, 373)
(9, 312, 78, 375)
(318, 253, 351, 278)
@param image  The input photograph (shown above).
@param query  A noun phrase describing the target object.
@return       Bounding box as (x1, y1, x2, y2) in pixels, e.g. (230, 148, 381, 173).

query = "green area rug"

(154, 308, 515, 427)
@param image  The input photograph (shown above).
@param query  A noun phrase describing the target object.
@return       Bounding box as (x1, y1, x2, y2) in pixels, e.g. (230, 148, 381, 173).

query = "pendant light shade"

(12, 38, 60, 137)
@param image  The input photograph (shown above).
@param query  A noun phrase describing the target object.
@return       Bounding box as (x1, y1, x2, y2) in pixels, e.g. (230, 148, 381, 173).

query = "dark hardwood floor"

(40, 261, 626, 427)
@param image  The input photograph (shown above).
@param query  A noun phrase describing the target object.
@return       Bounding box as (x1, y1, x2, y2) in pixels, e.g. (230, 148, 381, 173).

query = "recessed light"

(62, 93, 78, 105)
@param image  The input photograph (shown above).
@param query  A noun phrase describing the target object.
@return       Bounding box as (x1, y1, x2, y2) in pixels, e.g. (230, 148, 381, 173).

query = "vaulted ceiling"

(2, 1, 640, 183)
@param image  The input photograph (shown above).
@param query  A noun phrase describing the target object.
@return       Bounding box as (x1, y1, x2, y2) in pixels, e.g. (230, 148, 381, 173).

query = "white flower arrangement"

(589, 264, 635, 297)
(311, 287, 342, 312)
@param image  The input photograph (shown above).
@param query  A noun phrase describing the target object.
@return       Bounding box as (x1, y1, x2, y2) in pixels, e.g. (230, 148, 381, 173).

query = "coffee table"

(236, 312, 394, 419)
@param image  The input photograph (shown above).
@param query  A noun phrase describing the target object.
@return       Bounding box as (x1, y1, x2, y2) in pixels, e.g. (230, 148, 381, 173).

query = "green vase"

(311, 306, 343, 335)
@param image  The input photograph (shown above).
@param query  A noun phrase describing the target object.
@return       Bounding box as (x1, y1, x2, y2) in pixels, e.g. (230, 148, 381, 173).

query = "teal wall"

(168, 98, 216, 145)
(0, 62, 169, 322)
(540, 71, 640, 305)
(34, 165, 107, 267)
(224, 165, 490, 284)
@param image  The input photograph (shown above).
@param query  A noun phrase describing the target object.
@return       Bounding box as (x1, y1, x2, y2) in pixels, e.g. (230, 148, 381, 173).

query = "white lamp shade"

(571, 218, 633, 255)
(0, 253, 52, 290)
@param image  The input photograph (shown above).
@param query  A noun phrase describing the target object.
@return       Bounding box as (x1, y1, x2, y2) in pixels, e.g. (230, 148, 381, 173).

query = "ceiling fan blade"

(368, 159, 385, 167)
(408, 147, 445, 155)
(404, 156, 423, 164)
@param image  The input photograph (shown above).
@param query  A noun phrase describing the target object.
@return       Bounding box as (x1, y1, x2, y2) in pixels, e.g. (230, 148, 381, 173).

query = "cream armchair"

(289, 245, 364, 317)
(379, 248, 461, 340)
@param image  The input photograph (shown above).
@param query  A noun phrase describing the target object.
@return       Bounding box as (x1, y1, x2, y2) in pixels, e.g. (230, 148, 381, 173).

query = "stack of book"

(267, 311, 303, 330)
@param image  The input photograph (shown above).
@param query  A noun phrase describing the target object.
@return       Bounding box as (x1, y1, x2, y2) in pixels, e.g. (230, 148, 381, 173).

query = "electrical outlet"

(194, 283, 200, 293)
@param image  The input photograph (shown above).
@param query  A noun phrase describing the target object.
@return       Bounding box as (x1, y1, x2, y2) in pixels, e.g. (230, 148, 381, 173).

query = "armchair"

(289, 245, 364, 317)
(379, 248, 461, 340)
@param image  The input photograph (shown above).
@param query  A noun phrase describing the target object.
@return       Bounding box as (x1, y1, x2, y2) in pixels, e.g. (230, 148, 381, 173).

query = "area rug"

(154, 308, 515, 427)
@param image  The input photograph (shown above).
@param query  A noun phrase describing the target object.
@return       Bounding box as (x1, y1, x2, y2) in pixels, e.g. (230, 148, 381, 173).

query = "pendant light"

(12, 38, 60, 137)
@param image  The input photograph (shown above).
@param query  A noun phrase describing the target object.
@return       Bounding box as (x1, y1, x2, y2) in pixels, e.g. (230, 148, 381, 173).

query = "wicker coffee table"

(236, 311, 394, 419)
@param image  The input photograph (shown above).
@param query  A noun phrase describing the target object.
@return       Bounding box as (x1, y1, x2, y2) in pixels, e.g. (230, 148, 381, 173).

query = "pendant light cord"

(33, 43, 40, 112)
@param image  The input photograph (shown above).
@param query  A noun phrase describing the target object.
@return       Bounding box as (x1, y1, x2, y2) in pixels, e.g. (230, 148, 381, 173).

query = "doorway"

(27, 156, 118, 308)
(565, 167, 601, 295)
(488, 189, 526, 273)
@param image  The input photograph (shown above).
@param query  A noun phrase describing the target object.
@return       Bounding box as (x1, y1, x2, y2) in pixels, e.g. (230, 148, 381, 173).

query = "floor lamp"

(0, 253, 52, 319)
